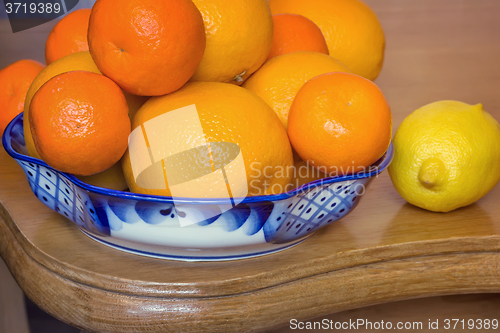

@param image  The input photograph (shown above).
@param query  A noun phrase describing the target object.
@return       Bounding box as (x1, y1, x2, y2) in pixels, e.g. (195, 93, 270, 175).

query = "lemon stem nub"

(418, 158, 446, 189)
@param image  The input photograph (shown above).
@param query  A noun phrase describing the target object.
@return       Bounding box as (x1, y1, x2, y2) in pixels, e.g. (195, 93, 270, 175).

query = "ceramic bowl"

(3, 113, 393, 261)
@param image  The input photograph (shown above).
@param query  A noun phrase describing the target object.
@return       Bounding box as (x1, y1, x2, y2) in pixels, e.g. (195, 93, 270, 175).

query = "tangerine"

(0, 59, 44, 137)
(88, 0, 206, 96)
(45, 9, 91, 65)
(288, 72, 392, 175)
(29, 71, 131, 176)
(23, 51, 146, 160)
(268, 13, 329, 61)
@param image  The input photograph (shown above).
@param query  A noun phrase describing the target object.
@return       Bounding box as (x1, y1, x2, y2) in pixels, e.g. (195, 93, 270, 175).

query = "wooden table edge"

(3, 210, 500, 332)
(2, 198, 500, 300)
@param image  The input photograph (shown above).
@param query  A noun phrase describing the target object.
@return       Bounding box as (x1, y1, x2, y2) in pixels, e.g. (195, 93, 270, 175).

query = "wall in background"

(0, 0, 97, 19)
(0, 0, 97, 65)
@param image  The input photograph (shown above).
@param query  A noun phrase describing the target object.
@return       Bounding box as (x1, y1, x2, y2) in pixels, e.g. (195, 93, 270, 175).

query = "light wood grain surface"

(1, 0, 500, 332)
(271, 294, 500, 332)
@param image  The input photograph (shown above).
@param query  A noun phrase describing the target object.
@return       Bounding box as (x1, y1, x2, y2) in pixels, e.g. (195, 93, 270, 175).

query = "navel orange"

(189, 0, 273, 84)
(122, 82, 293, 198)
(269, 0, 385, 80)
(242, 51, 350, 129)
(0, 59, 44, 137)
(88, 0, 206, 96)
(29, 71, 131, 176)
(288, 72, 392, 175)
(268, 13, 329, 61)
(45, 9, 91, 65)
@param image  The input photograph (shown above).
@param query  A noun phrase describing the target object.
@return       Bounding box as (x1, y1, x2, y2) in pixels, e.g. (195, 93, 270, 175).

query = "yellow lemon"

(389, 101, 500, 212)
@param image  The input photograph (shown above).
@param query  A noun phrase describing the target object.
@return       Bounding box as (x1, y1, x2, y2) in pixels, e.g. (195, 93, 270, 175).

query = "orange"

(242, 51, 350, 129)
(23, 52, 146, 190)
(0, 59, 44, 137)
(88, 0, 206, 96)
(189, 0, 273, 84)
(45, 9, 91, 65)
(122, 82, 293, 198)
(23, 51, 146, 160)
(269, 0, 385, 80)
(267, 13, 329, 61)
(24, 52, 100, 159)
(29, 71, 131, 176)
(288, 72, 392, 176)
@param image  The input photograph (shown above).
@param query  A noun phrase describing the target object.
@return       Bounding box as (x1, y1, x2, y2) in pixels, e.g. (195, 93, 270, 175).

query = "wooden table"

(2, 1, 500, 332)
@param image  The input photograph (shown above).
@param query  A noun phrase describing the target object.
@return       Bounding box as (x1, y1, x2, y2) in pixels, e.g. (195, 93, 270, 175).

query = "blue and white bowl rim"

(3, 112, 394, 205)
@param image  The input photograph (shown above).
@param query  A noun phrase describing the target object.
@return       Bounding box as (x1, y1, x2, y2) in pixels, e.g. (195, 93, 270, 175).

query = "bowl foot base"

(79, 229, 311, 262)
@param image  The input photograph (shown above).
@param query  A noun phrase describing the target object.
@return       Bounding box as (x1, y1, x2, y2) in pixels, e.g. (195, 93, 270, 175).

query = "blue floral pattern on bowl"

(3, 113, 393, 261)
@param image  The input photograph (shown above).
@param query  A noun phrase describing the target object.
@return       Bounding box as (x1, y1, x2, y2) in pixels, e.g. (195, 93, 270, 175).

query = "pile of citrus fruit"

(1, 0, 392, 198)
